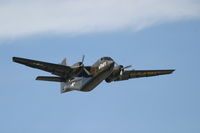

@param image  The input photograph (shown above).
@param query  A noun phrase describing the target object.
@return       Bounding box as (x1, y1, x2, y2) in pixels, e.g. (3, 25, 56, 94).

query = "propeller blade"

(83, 67, 91, 75)
(120, 70, 123, 76)
(80, 55, 91, 76)
(119, 65, 132, 76)
(123, 65, 132, 69)
(81, 55, 85, 64)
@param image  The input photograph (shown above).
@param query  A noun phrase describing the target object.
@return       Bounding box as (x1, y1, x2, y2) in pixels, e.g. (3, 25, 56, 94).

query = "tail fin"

(61, 58, 67, 66)
(60, 82, 66, 93)
(60, 58, 71, 93)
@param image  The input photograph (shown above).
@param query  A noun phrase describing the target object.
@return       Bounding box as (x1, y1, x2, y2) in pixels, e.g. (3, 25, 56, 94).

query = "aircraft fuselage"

(61, 57, 114, 93)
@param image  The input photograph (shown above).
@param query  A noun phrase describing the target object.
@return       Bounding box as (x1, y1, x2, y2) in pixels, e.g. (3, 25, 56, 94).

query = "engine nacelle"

(105, 65, 123, 83)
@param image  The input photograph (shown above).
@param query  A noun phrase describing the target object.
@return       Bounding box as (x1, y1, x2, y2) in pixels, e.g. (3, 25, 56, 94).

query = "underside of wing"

(112, 69, 175, 82)
(13, 57, 72, 78)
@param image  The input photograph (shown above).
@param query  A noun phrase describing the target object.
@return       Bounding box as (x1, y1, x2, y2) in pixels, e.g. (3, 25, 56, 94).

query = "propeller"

(115, 63, 132, 76)
(81, 55, 85, 65)
(80, 55, 91, 76)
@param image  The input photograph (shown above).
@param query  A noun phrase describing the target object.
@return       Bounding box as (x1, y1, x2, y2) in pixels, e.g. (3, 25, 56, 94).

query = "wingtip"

(169, 69, 175, 74)
(12, 57, 27, 63)
(35, 77, 39, 80)
(172, 69, 175, 72)
(12, 57, 16, 62)
(12, 57, 21, 63)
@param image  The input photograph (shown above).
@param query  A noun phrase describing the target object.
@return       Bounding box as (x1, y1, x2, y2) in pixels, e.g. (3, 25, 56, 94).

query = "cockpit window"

(101, 57, 113, 61)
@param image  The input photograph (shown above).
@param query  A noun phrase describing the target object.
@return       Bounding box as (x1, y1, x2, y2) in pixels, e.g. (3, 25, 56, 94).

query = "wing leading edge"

(113, 69, 175, 82)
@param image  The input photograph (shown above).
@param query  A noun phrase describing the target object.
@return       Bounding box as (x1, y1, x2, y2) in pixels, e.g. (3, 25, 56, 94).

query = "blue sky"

(0, 0, 200, 133)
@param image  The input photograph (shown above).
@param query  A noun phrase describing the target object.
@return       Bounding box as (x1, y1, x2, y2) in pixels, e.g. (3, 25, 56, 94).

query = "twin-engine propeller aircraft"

(13, 56, 174, 93)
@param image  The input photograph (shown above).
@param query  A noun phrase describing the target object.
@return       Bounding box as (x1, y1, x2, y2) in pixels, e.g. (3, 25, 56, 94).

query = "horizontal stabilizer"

(36, 76, 66, 82)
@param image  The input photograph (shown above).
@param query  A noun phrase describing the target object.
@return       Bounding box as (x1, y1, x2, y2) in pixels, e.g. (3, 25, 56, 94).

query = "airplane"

(13, 56, 174, 93)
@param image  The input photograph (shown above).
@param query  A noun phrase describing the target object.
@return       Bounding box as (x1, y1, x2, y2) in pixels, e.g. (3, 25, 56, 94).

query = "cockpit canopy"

(93, 57, 114, 66)
(100, 57, 113, 61)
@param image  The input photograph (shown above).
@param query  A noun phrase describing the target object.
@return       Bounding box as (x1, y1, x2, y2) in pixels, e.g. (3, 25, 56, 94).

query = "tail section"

(36, 76, 65, 82)
(60, 58, 72, 93)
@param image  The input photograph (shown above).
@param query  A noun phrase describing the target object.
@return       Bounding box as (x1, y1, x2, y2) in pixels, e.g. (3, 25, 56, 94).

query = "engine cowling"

(105, 65, 123, 83)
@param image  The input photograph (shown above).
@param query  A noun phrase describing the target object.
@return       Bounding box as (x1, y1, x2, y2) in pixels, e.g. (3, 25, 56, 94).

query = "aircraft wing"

(13, 57, 72, 78)
(114, 69, 175, 82)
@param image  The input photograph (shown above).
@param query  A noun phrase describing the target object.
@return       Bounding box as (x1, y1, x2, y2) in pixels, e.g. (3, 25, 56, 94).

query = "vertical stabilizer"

(60, 82, 66, 93)
(60, 58, 68, 93)
(61, 58, 67, 66)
